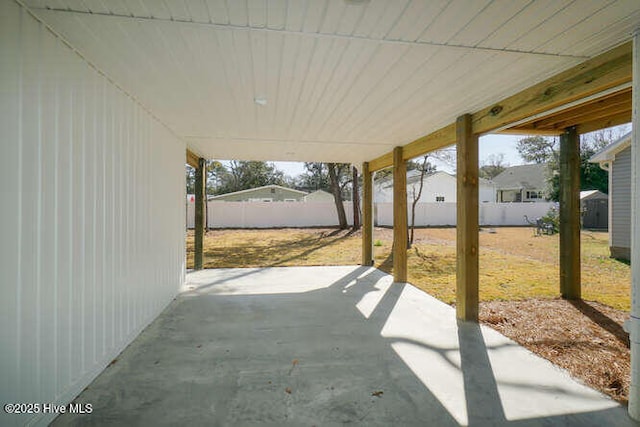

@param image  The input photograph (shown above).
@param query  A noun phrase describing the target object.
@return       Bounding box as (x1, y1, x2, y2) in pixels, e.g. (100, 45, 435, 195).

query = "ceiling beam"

(472, 41, 631, 135)
(576, 111, 632, 135)
(550, 103, 631, 131)
(367, 41, 632, 171)
(186, 149, 200, 168)
(402, 123, 457, 161)
(369, 152, 393, 172)
(497, 128, 564, 136)
(517, 89, 631, 131)
(369, 123, 457, 172)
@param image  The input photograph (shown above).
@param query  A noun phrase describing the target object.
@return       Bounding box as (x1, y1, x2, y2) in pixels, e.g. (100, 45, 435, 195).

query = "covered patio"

(53, 266, 631, 426)
(3, 1, 640, 426)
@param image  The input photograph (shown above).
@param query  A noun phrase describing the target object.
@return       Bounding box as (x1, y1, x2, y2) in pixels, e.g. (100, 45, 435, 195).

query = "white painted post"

(629, 30, 640, 421)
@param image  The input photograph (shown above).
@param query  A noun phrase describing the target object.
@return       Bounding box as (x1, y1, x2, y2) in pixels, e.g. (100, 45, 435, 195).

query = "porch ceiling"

(24, 0, 640, 164)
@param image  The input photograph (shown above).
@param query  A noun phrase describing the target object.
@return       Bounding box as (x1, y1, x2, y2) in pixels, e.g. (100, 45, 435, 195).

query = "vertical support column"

(362, 162, 374, 266)
(393, 147, 408, 282)
(628, 30, 640, 421)
(194, 157, 205, 270)
(559, 126, 581, 299)
(456, 114, 479, 322)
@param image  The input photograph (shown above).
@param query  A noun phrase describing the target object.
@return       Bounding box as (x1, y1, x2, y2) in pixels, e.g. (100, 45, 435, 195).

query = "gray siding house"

(492, 164, 549, 203)
(590, 132, 631, 260)
(209, 185, 308, 202)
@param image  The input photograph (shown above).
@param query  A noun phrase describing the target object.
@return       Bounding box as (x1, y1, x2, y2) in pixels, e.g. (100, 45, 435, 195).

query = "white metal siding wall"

(612, 147, 632, 250)
(0, 2, 185, 426)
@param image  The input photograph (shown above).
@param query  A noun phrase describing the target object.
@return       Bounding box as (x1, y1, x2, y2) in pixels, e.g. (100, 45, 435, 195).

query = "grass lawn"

(186, 226, 631, 311)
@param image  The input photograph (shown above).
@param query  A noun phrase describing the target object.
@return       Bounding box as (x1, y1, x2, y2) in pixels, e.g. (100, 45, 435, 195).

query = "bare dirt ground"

(186, 226, 631, 403)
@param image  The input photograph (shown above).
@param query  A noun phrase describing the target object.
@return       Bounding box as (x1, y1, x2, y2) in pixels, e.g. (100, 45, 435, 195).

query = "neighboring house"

(580, 190, 609, 230)
(209, 185, 307, 202)
(590, 131, 631, 260)
(374, 170, 496, 203)
(303, 189, 335, 202)
(493, 164, 548, 203)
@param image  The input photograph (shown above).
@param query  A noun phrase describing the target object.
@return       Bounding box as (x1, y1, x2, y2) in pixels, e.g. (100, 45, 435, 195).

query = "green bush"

(541, 206, 559, 234)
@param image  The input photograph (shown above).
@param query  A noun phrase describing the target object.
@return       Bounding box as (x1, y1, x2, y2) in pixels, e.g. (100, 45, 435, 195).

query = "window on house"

(270, 188, 276, 193)
(284, 199, 296, 202)
(436, 196, 445, 202)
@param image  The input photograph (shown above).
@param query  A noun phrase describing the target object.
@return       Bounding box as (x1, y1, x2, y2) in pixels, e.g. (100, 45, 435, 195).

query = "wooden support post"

(559, 126, 581, 299)
(456, 114, 479, 322)
(393, 147, 408, 282)
(194, 157, 206, 270)
(362, 162, 373, 266)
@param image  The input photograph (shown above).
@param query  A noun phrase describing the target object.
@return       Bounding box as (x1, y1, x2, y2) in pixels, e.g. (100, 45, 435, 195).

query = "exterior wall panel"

(612, 146, 632, 254)
(0, 2, 186, 426)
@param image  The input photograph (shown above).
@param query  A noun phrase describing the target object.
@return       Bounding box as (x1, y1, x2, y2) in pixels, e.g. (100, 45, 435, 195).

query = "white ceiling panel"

(23, 0, 640, 165)
(417, 0, 493, 45)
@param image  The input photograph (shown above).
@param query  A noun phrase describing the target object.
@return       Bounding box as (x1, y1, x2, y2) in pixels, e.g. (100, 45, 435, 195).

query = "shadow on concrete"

(54, 267, 633, 426)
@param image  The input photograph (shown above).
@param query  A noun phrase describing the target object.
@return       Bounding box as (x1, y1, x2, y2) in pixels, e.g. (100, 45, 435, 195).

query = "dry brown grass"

(186, 226, 630, 309)
(186, 226, 632, 403)
(480, 299, 630, 403)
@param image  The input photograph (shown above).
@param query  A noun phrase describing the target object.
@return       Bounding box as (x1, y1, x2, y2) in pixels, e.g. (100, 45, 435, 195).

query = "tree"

(479, 153, 508, 180)
(328, 163, 349, 229)
(186, 165, 196, 194)
(351, 166, 361, 230)
(578, 130, 617, 194)
(215, 160, 285, 195)
(516, 136, 557, 164)
(409, 155, 435, 246)
(206, 160, 226, 194)
(299, 162, 330, 192)
(298, 162, 352, 228)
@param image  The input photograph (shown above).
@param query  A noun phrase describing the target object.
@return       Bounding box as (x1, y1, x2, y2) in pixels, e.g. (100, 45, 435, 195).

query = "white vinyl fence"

(187, 200, 556, 228)
(376, 202, 556, 227)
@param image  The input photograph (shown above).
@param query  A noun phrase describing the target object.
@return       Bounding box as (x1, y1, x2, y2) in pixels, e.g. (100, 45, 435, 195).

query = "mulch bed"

(479, 298, 630, 404)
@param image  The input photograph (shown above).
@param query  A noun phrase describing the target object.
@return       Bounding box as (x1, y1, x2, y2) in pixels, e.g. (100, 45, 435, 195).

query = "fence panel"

(186, 200, 555, 228)
(374, 202, 555, 227)
(200, 201, 353, 228)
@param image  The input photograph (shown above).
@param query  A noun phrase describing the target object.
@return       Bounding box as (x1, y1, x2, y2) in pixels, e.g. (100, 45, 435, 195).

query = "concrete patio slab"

(53, 266, 634, 426)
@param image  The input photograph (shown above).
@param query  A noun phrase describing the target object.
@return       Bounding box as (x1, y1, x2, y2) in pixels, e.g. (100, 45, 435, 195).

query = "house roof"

(589, 131, 632, 164)
(304, 189, 333, 198)
(209, 185, 307, 200)
(492, 164, 548, 191)
(580, 190, 608, 200)
(23, 1, 640, 166)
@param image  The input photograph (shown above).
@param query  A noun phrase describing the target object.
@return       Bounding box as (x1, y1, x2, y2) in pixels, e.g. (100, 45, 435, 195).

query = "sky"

(270, 133, 529, 178)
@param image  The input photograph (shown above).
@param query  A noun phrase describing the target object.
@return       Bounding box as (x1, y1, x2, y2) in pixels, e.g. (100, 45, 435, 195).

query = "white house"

(374, 171, 496, 204)
(590, 132, 632, 260)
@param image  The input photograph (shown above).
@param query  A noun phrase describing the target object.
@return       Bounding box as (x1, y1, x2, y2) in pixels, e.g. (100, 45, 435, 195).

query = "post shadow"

(457, 320, 507, 426)
(568, 299, 630, 347)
